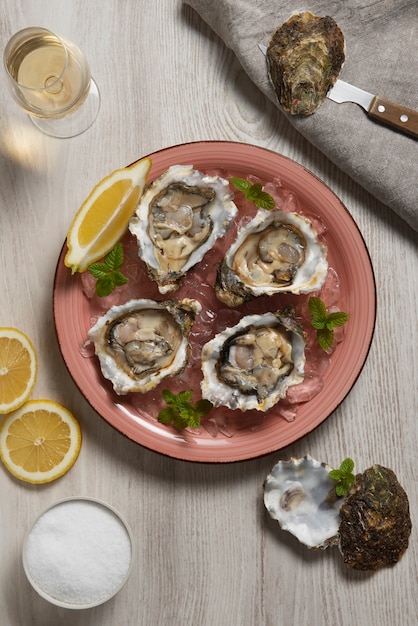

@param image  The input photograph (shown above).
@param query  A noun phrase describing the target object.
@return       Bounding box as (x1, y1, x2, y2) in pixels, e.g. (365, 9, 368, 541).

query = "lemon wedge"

(64, 157, 152, 273)
(0, 328, 37, 415)
(0, 399, 82, 484)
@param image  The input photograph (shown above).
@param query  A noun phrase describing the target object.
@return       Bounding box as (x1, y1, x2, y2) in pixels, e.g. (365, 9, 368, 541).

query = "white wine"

(4, 27, 100, 137)
(5, 30, 91, 118)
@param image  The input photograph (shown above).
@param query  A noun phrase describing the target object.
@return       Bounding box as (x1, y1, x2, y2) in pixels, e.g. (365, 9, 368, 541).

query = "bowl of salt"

(22, 496, 133, 609)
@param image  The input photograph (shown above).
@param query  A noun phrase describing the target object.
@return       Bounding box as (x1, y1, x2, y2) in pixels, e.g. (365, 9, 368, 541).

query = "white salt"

(24, 499, 132, 606)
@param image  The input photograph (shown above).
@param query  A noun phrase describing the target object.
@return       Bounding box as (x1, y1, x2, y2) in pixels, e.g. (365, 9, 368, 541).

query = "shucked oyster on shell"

(264, 457, 412, 571)
(88, 298, 201, 395)
(129, 164, 238, 294)
(201, 307, 306, 412)
(215, 209, 328, 308)
(266, 11, 345, 115)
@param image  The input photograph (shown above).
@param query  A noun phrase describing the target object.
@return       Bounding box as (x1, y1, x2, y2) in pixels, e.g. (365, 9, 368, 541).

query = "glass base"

(29, 78, 101, 138)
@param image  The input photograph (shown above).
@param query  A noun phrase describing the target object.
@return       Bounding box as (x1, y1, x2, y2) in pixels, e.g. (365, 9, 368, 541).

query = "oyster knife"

(258, 43, 418, 139)
(327, 80, 418, 139)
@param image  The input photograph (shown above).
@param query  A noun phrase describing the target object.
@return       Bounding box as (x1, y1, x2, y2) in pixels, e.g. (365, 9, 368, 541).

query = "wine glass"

(3, 27, 101, 138)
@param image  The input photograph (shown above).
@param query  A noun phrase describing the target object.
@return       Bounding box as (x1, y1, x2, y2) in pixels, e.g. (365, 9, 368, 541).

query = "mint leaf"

(88, 263, 110, 279)
(112, 270, 129, 287)
(230, 177, 252, 193)
(247, 182, 263, 199)
(105, 242, 124, 270)
(158, 407, 177, 425)
(329, 457, 355, 497)
(95, 275, 116, 297)
(308, 296, 328, 325)
(311, 317, 327, 330)
(158, 389, 212, 430)
(340, 457, 355, 475)
(328, 469, 342, 481)
(317, 327, 335, 351)
(336, 483, 348, 497)
(326, 311, 349, 328)
(230, 177, 275, 210)
(87, 242, 128, 297)
(254, 191, 275, 210)
(162, 389, 177, 405)
(308, 296, 349, 351)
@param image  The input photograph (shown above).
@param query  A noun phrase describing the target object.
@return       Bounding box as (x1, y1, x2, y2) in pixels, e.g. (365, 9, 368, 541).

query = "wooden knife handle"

(369, 96, 418, 139)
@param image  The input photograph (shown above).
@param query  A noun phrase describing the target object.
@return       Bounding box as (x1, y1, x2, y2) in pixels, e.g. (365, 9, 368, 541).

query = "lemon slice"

(0, 328, 37, 415)
(0, 399, 82, 484)
(64, 157, 152, 273)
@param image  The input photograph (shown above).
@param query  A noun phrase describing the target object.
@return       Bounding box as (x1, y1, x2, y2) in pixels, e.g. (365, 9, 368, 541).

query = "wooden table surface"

(1, 2, 417, 625)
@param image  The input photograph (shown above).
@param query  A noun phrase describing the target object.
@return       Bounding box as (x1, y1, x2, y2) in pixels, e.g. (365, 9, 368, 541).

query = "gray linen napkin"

(184, 0, 418, 231)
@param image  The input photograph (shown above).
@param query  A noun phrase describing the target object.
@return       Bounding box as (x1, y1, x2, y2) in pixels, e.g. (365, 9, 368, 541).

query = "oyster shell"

(88, 298, 201, 395)
(215, 209, 327, 307)
(265, 458, 412, 570)
(264, 456, 343, 548)
(129, 164, 238, 294)
(338, 465, 412, 571)
(267, 11, 345, 115)
(201, 307, 305, 412)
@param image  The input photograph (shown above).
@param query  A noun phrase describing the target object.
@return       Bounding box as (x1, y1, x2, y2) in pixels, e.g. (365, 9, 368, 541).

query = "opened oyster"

(264, 457, 412, 570)
(339, 465, 412, 571)
(201, 308, 305, 412)
(264, 456, 343, 548)
(88, 298, 201, 395)
(267, 11, 345, 115)
(129, 164, 238, 294)
(215, 209, 327, 307)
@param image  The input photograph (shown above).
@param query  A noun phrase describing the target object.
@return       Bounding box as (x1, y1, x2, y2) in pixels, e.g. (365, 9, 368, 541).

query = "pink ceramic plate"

(53, 141, 376, 462)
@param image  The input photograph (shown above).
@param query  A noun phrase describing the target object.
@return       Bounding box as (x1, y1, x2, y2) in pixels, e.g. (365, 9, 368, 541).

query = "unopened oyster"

(88, 298, 201, 395)
(201, 308, 305, 412)
(339, 465, 412, 571)
(129, 164, 238, 294)
(215, 209, 327, 307)
(267, 11, 345, 115)
(264, 456, 343, 549)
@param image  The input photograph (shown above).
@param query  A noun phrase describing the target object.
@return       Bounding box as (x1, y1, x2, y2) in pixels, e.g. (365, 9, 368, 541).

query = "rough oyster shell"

(129, 164, 238, 294)
(201, 307, 305, 412)
(267, 11, 345, 115)
(215, 209, 328, 307)
(264, 456, 343, 549)
(88, 298, 201, 395)
(338, 465, 412, 571)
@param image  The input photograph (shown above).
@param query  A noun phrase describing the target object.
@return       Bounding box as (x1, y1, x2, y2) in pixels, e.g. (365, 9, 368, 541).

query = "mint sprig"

(158, 389, 212, 430)
(308, 296, 349, 351)
(329, 457, 356, 497)
(230, 177, 275, 210)
(88, 242, 128, 296)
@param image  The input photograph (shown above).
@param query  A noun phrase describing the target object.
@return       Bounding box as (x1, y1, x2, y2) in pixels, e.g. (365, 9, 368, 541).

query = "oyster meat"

(215, 209, 327, 307)
(88, 298, 201, 395)
(267, 11, 345, 115)
(129, 164, 238, 294)
(264, 456, 343, 548)
(201, 308, 305, 412)
(339, 465, 412, 571)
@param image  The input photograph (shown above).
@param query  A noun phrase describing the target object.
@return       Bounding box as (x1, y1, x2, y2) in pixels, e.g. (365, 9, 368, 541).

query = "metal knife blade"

(327, 80, 373, 110)
(258, 43, 418, 139)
